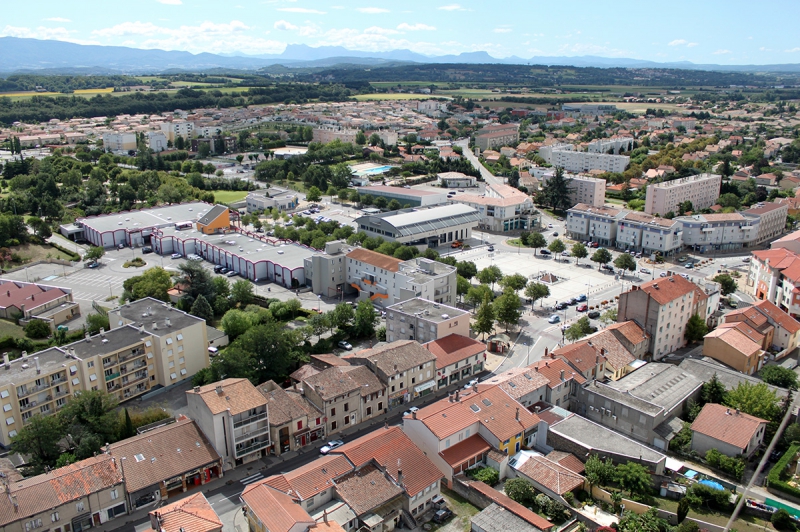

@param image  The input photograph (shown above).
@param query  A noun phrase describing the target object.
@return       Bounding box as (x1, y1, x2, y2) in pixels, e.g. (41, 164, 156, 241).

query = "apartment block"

(616, 212, 683, 256)
(539, 144, 629, 174)
(744, 202, 788, 245)
(644, 173, 722, 216)
(313, 128, 359, 144)
(617, 273, 697, 359)
(587, 137, 633, 154)
(186, 379, 271, 470)
(674, 213, 760, 252)
(159, 120, 195, 142)
(102, 132, 137, 153)
(565, 204, 626, 246)
(385, 298, 470, 343)
(540, 172, 606, 208)
(258, 380, 325, 455)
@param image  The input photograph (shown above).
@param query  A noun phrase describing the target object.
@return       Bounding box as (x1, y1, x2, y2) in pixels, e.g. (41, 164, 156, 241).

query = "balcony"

(118, 349, 145, 363)
(102, 358, 118, 368)
(120, 362, 146, 376)
(105, 372, 121, 382)
(235, 423, 269, 443)
(17, 383, 49, 398)
(234, 438, 270, 458)
(20, 400, 38, 412)
(233, 411, 268, 429)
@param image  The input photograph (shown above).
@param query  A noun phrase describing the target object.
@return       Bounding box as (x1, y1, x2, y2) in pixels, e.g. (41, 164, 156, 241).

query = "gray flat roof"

(357, 185, 443, 197)
(67, 325, 148, 359)
(584, 381, 663, 416)
(110, 298, 205, 336)
(608, 363, 702, 412)
(386, 298, 467, 322)
(471, 503, 537, 532)
(78, 202, 211, 234)
(355, 204, 480, 238)
(550, 414, 666, 464)
(679, 358, 789, 398)
(0, 348, 68, 386)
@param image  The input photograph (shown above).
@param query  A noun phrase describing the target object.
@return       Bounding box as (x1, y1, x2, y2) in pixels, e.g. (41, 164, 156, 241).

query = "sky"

(3, 0, 800, 64)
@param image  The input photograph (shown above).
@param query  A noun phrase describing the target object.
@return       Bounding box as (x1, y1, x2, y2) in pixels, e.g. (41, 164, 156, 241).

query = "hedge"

(49, 242, 81, 261)
(767, 442, 800, 498)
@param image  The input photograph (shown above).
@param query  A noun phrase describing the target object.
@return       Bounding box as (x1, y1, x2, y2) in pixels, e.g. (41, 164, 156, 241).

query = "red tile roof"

(440, 434, 491, 467)
(334, 426, 443, 497)
(264, 454, 353, 501)
(551, 342, 605, 375)
(186, 378, 266, 416)
(424, 334, 486, 368)
(704, 327, 762, 358)
(753, 299, 800, 334)
(516, 454, 585, 495)
(148, 492, 222, 532)
(546, 451, 586, 475)
(347, 248, 402, 272)
(242, 483, 315, 532)
(334, 464, 404, 516)
(690, 403, 767, 450)
(636, 274, 696, 305)
(527, 358, 585, 389)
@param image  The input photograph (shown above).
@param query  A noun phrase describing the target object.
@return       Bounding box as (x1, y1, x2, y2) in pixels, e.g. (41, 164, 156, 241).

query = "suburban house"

(690, 403, 768, 458)
(258, 380, 325, 456)
(549, 343, 607, 382)
(423, 334, 487, 389)
(725, 299, 800, 353)
(482, 368, 550, 408)
(527, 358, 586, 409)
(146, 493, 222, 532)
(508, 451, 585, 503)
(702, 324, 766, 375)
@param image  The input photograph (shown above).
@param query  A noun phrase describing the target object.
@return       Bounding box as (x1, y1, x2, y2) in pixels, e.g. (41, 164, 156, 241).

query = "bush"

(684, 483, 730, 510)
(768, 443, 800, 499)
(772, 508, 796, 531)
(24, 319, 51, 339)
(705, 449, 745, 480)
(504, 477, 536, 506)
(468, 466, 499, 486)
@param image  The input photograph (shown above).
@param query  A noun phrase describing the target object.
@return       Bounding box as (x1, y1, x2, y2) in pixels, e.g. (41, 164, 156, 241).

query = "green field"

(354, 93, 440, 101)
(210, 190, 249, 204)
(0, 319, 25, 339)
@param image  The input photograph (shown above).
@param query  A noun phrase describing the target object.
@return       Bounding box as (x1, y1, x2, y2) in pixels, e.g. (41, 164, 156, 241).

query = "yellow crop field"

(73, 87, 115, 94)
(0, 91, 61, 98)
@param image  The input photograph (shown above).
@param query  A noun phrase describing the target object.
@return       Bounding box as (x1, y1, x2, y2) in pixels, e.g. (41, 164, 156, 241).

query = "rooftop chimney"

(34, 357, 40, 375)
(153, 321, 158, 330)
(3, 353, 9, 370)
(215, 385, 223, 395)
(100, 328, 105, 337)
(473, 383, 478, 394)
(412, 410, 417, 420)
(455, 390, 460, 402)
(165, 317, 171, 327)
(85, 332, 90, 340)
(397, 468, 404, 487)
(560, 369, 565, 381)
(515, 407, 520, 422)
(193, 386, 200, 392)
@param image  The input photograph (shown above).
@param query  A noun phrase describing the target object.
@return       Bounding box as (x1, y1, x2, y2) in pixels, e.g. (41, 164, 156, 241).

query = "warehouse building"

(354, 204, 481, 247)
(356, 185, 447, 207)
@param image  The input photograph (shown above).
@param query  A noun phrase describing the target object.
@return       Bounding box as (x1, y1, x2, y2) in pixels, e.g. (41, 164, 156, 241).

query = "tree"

(86, 312, 110, 335)
(456, 275, 471, 302)
(473, 297, 496, 339)
(119, 408, 136, 440)
(548, 238, 566, 258)
(500, 273, 528, 291)
(477, 265, 503, 289)
(677, 496, 690, 524)
(617, 508, 669, 532)
(614, 253, 637, 275)
(190, 294, 214, 322)
(494, 287, 522, 332)
(772, 509, 795, 531)
(220, 309, 255, 341)
(178, 261, 214, 300)
(591, 248, 612, 270)
(466, 284, 494, 307)
(571, 242, 588, 265)
(198, 142, 211, 158)
(355, 130, 367, 145)
(212, 276, 231, 301)
(374, 196, 388, 209)
(24, 319, 51, 339)
(599, 307, 617, 326)
(122, 267, 172, 302)
(525, 282, 550, 308)
(352, 300, 378, 338)
(760, 365, 799, 390)
(306, 186, 322, 202)
(725, 381, 782, 422)
(713, 273, 737, 295)
(216, 320, 304, 384)
(718, 193, 741, 209)
(585, 455, 615, 489)
(527, 232, 547, 254)
(565, 316, 593, 342)
(539, 167, 574, 211)
(330, 302, 355, 330)
(84, 246, 105, 264)
(684, 314, 708, 343)
(60, 390, 119, 459)
(230, 279, 254, 307)
(11, 414, 64, 474)
(504, 477, 536, 506)
(387, 199, 401, 211)
(615, 462, 652, 499)
(308, 312, 330, 341)
(456, 260, 478, 280)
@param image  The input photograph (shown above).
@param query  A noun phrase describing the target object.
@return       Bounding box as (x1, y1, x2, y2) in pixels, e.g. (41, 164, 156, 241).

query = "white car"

(660, 272, 668, 277)
(403, 406, 420, 417)
(320, 440, 344, 454)
(464, 379, 479, 389)
(547, 223, 554, 228)
(640, 268, 650, 274)
(171, 253, 182, 259)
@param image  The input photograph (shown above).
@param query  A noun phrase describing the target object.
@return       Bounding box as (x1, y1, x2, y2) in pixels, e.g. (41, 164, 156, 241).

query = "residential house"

(240, 482, 317, 532)
(679, 358, 789, 400)
(508, 451, 585, 503)
(690, 403, 767, 458)
(482, 368, 550, 408)
(385, 298, 470, 343)
(467, 483, 554, 532)
(259, 380, 324, 456)
(423, 334, 486, 389)
(145, 493, 222, 532)
(526, 358, 585, 409)
(549, 343, 606, 382)
(703, 325, 766, 374)
(186, 378, 270, 470)
(725, 298, 800, 353)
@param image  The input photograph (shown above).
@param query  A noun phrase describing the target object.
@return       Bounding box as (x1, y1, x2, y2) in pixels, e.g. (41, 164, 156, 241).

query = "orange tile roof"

(440, 434, 491, 467)
(186, 378, 266, 416)
(704, 327, 762, 358)
(636, 274, 696, 305)
(469, 481, 554, 531)
(753, 299, 800, 333)
(424, 334, 486, 368)
(264, 454, 353, 501)
(516, 454, 585, 495)
(546, 451, 586, 475)
(333, 464, 404, 516)
(579, 330, 636, 372)
(346, 248, 402, 272)
(716, 322, 765, 346)
(242, 483, 315, 532)
(527, 358, 586, 389)
(606, 320, 650, 345)
(551, 342, 605, 375)
(148, 492, 222, 532)
(725, 306, 770, 329)
(333, 426, 443, 497)
(690, 403, 767, 450)
(483, 368, 550, 401)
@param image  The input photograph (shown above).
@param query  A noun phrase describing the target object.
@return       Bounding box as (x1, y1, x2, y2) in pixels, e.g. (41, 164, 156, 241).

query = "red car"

(590, 242, 599, 248)
(576, 304, 588, 312)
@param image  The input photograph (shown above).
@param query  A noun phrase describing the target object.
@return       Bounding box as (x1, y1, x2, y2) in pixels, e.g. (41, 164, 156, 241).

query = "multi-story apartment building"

(102, 132, 137, 153)
(587, 137, 633, 154)
(385, 298, 470, 343)
(160, 120, 195, 142)
(616, 212, 684, 256)
(674, 213, 760, 252)
(538, 144, 629, 174)
(258, 380, 324, 455)
(186, 378, 271, 470)
(475, 123, 519, 151)
(449, 183, 534, 232)
(345, 249, 457, 308)
(644, 173, 722, 216)
(617, 272, 697, 359)
(0, 454, 127, 532)
(565, 204, 626, 246)
(313, 128, 359, 144)
(108, 297, 210, 387)
(145, 131, 168, 152)
(743, 202, 788, 245)
(304, 240, 350, 298)
(345, 340, 437, 408)
(540, 172, 606, 208)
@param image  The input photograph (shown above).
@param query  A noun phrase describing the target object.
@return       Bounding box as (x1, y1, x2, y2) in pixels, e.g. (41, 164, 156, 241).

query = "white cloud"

(759, 47, 770, 52)
(44, 17, 71, 22)
(364, 26, 399, 35)
(786, 47, 800, 53)
(93, 20, 250, 38)
(712, 49, 731, 55)
(0, 24, 99, 45)
(668, 39, 687, 46)
(357, 7, 389, 13)
(277, 7, 325, 13)
(156, 0, 182, 4)
(686, 42, 698, 47)
(92, 21, 164, 37)
(397, 23, 435, 31)
(438, 3, 463, 10)
(273, 20, 298, 31)
(493, 27, 512, 34)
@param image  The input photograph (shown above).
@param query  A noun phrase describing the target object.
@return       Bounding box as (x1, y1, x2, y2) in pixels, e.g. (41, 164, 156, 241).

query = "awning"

(665, 457, 684, 472)
(414, 381, 436, 393)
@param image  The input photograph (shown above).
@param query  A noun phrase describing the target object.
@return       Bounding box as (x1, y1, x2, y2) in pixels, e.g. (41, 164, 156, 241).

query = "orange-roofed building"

(690, 403, 767, 458)
(703, 326, 765, 375)
(424, 334, 486, 389)
(146, 493, 222, 532)
(526, 358, 585, 409)
(241, 482, 316, 532)
(195, 205, 231, 235)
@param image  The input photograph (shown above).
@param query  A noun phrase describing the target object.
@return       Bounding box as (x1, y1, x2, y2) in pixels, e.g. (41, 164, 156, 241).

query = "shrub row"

(767, 442, 800, 499)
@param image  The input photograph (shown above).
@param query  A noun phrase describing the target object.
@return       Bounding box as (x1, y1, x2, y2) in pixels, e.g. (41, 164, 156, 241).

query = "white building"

(540, 171, 606, 208)
(245, 188, 299, 213)
(587, 137, 634, 154)
(449, 184, 535, 232)
(354, 204, 481, 247)
(145, 131, 168, 152)
(102, 132, 137, 153)
(539, 144, 629, 174)
(160, 120, 195, 141)
(438, 172, 477, 188)
(385, 298, 470, 343)
(616, 212, 684, 256)
(566, 204, 626, 246)
(313, 128, 359, 144)
(743, 202, 788, 245)
(644, 173, 722, 216)
(673, 213, 760, 252)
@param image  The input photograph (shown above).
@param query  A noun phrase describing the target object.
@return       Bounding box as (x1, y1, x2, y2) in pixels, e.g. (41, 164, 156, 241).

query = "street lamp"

(317, 294, 322, 312)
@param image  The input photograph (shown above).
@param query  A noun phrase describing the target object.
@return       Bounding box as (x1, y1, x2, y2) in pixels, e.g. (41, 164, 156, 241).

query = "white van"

(207, 346, 219, 357)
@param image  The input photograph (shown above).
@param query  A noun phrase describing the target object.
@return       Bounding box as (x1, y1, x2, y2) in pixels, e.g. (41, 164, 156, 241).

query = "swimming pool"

(352, 165, 395, 177)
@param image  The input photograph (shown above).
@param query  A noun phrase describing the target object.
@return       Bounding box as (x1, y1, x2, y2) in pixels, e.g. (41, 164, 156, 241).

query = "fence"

(92, 301, 108, 317)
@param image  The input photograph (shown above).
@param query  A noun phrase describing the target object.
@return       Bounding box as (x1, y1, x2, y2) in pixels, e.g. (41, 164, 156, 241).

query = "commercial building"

(423, 334, 486, 389)
(438, 172, 477, 188)
(106, 417, 223, 510)
(385, 298, 469, 343)
(644, 174, 722, 216)
(539, 172, 606, 208)
(690, 403, 767, 459)
(304, 240, 351, 298)
(345, 249, 457, 307)
(258, 380, 324, 456)
(354, 204, 480, 248)
(615, 212, 684, 256)
(356, 185, 447, 208)
(565, 204, 626, 246)
(449, 184, 535, 232)
(186, 379, 271, 470)
(674, 213, 760, 252)
(538, 144, 629, 174)
(0, 279, 79, 330)
(0, 454, 126, 532)
(571, 363, 702, 449)
(617, 273, 697, 359)
(244, 188, 299, 213)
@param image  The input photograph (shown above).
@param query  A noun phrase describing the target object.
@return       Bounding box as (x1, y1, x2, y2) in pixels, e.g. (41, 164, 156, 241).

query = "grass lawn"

(11, 243, 75, 263)
(506, 238, 526, 248)
(433, 487, 480, 532)
(0, 319, 26, 339)
(73, 88, 114, 94)
(652, 496, 777, 530)
(210, 190, 249, 204)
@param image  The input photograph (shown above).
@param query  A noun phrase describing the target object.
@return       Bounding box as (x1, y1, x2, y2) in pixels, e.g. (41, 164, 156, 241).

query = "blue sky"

(4, 0, 799, 64)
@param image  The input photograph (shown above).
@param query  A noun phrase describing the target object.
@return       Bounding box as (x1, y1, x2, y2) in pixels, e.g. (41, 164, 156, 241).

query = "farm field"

(354, 93, 441, 101)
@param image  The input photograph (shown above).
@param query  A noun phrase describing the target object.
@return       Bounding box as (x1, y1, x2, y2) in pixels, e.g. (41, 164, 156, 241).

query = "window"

(343, 402, 349, 412)
(378, 402, 383, 411)
(306, 498, 314, 507)
(297, 420, 303, 430)
(179, 357, 185, 364)
(167, 349, 173, 357)
(330, 407, 336, 416)
(2, 404, 9, 412)
(51, 512, 60, 522)
(111, 489, 118, 500)
(77, 501, 85, 512)
(331, 421, 337, 430)
(344, 416, 350, 425)
(170, 373, 177, 380)
(366, 406, 372, 416)
(316, 417, 321, 426)
(166, 337, 173, 345)
(177, 333, 183, 341)
(169, 361, 175, 369)
(26, 519, 43, 531)
(177, 346, 184, 353)
(87, 361, 94, 368)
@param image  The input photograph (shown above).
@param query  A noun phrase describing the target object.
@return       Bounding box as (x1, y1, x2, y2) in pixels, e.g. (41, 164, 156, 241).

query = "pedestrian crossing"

(240, 472, 264, 485)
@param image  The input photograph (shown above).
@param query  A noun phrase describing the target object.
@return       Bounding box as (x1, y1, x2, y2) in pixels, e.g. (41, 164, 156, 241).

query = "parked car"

(403, 406, 420, 417)
(568, 298, 578, 305)
(576, 294, 587, 302)
(577, 304, 588, 312)
(555, 302, 568, 310)
(226, 270, 238, 277)
(602, 264, 614, 271)
(556, 216, 564, 221)
(640, 268, 651, 274)
(171, 253, 182, 259)
(337, 340, 353, 350)
(319, 440, 344, 454)
(214, 265, 224, 273)
(86, 261, 101, 269)
(588, 311, 601, 319)
(142, 246, 153, 254)
(464, 379, 478, 389)
(433, 509, 453, 524)
(487, 245, 495, 252)
(552, 232, 559, 237)
(539, 249, 551, 255)
(591, 242, 599, 248)
(561, 251, 570, 257)
(548, 315, 561, 324)
(451, 241, 463, 248)
(742, 257, 751, 263)
(678, 256, 688, 262)
(660, 271, 668, 277)
(547, 223, 554, 228)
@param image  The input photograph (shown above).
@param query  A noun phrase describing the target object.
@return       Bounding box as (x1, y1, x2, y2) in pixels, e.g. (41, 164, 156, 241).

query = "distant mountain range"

(2, 37, 800, 74)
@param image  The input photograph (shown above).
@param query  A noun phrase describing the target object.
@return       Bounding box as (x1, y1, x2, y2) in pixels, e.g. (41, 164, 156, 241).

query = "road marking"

(240, 472, 264, 485)
(732, 294, 743, 301)
(517, 335, 542, 368)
